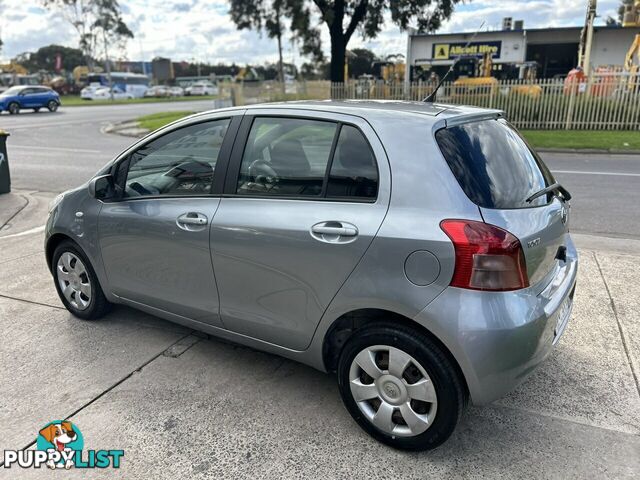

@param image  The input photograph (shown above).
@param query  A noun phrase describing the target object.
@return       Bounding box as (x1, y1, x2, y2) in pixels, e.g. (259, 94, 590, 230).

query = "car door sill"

(114, 294, 310, 358)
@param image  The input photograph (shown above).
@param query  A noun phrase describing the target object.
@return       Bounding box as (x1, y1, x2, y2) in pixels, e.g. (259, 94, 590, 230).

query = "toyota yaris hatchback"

(46, 101, 577, 450)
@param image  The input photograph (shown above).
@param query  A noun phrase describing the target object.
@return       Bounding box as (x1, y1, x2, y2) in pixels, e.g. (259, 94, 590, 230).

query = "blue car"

(0, 85, 61, 114)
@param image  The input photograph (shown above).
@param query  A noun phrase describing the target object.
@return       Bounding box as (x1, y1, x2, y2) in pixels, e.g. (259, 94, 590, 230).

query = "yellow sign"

(432, 41, 502, 60)
(434, 44, 450, 60)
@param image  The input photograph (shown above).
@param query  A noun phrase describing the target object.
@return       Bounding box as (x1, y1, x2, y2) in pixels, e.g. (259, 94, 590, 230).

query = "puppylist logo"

(3, 421, 124, 470)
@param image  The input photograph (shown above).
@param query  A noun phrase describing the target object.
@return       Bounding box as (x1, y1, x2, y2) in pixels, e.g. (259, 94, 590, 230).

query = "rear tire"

(8, 102, 19, 115)
(337, 322, 466, 451)
(52, 240, 111, 320)
(47, 100, 59, 112)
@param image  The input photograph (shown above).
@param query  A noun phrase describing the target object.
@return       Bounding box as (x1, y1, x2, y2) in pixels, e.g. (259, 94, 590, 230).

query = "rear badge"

(527, 238, 541, 248)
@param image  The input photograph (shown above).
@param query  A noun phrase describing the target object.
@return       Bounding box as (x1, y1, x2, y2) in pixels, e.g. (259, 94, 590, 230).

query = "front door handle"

(177, 212, 208, 231)
(310, 221, 358, 243)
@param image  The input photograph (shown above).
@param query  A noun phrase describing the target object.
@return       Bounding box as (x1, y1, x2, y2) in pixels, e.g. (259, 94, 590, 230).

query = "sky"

(0, 0, 626, 65)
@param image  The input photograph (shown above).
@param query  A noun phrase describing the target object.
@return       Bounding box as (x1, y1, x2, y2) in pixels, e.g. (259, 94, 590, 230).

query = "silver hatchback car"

(46, 101, 578, 450)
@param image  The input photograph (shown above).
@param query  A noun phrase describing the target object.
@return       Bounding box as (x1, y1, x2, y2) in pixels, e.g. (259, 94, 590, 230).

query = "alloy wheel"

(349, 345, 438, 437)
(56, 252, 91, 311)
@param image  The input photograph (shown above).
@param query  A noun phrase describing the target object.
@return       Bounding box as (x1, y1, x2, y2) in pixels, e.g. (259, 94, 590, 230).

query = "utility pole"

(579, 0, 597, 75)
(103, 28, 114, 101)
(275, 1, 285, 95)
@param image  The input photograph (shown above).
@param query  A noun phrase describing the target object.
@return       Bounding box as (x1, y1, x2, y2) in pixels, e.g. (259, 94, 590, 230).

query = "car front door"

(98, 115, 241, 326)
(19, 88, 36, 108)
(210, 111, 390, 350)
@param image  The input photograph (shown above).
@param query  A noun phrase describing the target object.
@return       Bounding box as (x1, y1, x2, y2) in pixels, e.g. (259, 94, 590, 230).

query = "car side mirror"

(88, 174, 115, 200)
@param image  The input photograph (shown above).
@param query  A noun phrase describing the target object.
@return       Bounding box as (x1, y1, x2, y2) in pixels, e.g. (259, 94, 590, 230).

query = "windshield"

(435, 118, 556, 209)
(1, 86, 25, 96)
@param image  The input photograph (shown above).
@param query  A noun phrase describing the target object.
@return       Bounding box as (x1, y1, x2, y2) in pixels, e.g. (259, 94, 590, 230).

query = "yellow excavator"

(451, 52, 499, 96)
(0, 62, 28, 75)
(623, 1, 640, 90)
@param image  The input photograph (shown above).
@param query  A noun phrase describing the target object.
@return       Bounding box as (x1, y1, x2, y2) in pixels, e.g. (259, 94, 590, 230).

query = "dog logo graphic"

(36, 421, 84, 469)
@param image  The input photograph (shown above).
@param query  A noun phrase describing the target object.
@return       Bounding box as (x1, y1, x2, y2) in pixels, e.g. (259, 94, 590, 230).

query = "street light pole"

(103, 28, 114, 101)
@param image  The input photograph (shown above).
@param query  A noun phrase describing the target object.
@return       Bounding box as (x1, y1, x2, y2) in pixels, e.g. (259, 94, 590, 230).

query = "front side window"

(237, 117, 337, 197)
(123, 119, 230, 198)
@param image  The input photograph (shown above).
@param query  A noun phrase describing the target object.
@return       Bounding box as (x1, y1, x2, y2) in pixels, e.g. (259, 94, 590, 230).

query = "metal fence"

(223, 74, 640, 130)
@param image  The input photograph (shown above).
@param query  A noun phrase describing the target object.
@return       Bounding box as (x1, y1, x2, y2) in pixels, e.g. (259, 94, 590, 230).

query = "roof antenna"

(423, 20, 486, 103)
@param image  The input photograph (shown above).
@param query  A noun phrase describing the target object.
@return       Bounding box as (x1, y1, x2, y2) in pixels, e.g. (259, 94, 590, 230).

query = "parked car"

(169, 86, 185, 97)
(0, 85, 61, 114)
(80, 85, 134, 100)
(188, 81, 218, 96)
(80, 83, 104, 100)
(144, 85, 171, 98)
(90, 87, 134, 101)
(45, 102, 577, 451)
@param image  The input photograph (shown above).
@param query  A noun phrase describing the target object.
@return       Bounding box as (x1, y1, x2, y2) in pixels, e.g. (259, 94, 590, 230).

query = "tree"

(0, 0, 4, 54)
(232, 0, 464, 84)
(41, 0, 133, 70)
(230, 1, 321, 92)
(348, 48, 377, 78)
(230, 0, 286, 92)
(13, 45, 87, 72)
(607, 0, 633, 25)
(230, 0, 323, 90)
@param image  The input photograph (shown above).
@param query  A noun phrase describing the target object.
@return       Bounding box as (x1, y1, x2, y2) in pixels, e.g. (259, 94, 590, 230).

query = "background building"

(406, 22, 640, 81)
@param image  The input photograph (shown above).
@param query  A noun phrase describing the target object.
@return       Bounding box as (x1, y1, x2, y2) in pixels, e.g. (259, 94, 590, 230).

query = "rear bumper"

(414, 235, 579, 405)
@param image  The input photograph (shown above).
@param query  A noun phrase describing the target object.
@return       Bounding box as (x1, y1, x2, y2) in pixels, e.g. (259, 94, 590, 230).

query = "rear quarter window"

(435, 119, 555, 209)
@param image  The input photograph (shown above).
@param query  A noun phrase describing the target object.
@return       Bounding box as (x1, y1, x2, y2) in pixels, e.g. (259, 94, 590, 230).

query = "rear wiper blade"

(526, 183, 572, 203)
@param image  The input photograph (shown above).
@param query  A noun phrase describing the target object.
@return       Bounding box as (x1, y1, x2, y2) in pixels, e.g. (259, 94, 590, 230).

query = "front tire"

(52, 240, 111, 320)
(337, 322, 466, 451)
(8, 102, 19, 114)
(47, 100, 59, 112)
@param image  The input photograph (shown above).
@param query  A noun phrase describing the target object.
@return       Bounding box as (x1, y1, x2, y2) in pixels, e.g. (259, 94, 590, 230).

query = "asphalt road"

(1, 102, 639, 239)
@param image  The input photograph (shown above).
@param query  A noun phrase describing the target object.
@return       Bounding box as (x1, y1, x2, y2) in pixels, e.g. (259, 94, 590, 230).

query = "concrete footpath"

(0, 190, 639, 479)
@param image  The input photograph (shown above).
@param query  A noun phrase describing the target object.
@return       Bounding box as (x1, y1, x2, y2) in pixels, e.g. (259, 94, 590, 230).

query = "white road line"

(552, 170, 640, 177)
(2, 121, 93, 130)
(9, 144, 101, 154)
(0, 225, 45, 239)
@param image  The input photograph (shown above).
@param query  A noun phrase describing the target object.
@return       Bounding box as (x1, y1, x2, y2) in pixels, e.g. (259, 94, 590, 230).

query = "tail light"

(440, 219, 529, 291)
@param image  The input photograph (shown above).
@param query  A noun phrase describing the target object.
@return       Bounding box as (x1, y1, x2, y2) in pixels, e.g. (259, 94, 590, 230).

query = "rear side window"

(237, 117, 337, 197)
(435, 119, 554, 209)
(326, 125, 378, 199)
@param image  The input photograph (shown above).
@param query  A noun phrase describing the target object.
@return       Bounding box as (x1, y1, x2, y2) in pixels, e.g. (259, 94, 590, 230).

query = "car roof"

(200, 100, 502, 125)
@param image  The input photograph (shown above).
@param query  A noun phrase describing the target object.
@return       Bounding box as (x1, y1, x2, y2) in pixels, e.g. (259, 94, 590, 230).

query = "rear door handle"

(312, 225, 358, 236)
(177, 212, 208, 230)
(310, 222, 358, 243)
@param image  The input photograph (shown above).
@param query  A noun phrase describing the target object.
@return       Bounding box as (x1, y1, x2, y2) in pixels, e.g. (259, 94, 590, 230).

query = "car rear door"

(210, 110, 390, 350)
(435, 117, 570, 286)
(98, 115, 241, 325)
(34, 88, 50, 107)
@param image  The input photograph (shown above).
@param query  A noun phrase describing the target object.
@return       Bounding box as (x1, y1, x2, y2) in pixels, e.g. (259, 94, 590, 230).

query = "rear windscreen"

(435, 119, 555, 209)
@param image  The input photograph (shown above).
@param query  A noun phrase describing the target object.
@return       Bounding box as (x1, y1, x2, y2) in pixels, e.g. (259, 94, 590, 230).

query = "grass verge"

(521, 130, 640, 151)
(137, 111, 195, 131)
(61, 95, 217, 107)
